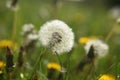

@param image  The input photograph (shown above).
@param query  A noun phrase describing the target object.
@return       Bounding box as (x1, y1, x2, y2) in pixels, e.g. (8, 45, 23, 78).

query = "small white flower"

(6, 0, 19, 12)
(21, 24, 38, 47)
(38, 20, 74, 54)
(22, 24, 34, 34)
(117, 17, 120, 24)
(27, 34, 38, 41)
(84, 39, 109, 58)
(109, 6, 120, 19)
(20, 73, 24, 79)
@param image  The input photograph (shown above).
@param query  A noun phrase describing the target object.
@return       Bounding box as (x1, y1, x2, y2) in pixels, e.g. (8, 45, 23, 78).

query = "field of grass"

(0, 0, 120, 80)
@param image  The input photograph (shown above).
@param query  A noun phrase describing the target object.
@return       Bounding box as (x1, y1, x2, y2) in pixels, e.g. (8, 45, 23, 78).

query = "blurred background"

(0, 0, 120, 39)
(0, 0, 120, 80)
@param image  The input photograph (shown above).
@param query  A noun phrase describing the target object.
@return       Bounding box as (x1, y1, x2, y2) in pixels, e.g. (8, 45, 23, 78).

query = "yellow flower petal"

(98, 74, 115, 80)
(0, 61, 6, 68)
(47, 62, 61, 71)
(78, 36, 97, 44)
(0, 70, 3, 74)
(0, 40, 18, 50)
(0, 40, 14, 48)
(78, 37, 90, 44)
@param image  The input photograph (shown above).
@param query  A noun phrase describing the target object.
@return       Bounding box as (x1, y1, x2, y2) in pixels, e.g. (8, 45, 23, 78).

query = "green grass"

(0, 0, 120, 80)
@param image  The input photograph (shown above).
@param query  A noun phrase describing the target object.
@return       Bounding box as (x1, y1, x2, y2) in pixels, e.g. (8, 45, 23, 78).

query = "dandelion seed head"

(21, 24, 38, 47)
(22, 24, 35, 34)
(39, 20, 74, 54)
(85, 39, 109, 58)
(117, 17, 120, 24)
(109, 6, 120, 19)
(27, 34, 38, 41)
(6, 0, 19, 12)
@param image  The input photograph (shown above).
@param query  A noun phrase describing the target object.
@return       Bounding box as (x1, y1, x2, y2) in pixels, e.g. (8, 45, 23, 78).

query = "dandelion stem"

(84, 60, 94, 80)
(55, 52, 62, 70)
(105, 25, 115, 42)
(52, 0, 59, 18)
(65, 53, 71, 80)
(28, 48, 46, 80)
(8, 73, 12, 80)
(12, 11, 17, 41)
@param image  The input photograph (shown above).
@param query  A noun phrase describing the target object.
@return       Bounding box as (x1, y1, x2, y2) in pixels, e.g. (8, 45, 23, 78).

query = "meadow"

(0, 0, 120, 80)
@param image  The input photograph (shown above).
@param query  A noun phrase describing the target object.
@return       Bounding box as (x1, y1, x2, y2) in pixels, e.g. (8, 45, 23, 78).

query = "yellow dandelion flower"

(78, 36, 97, 44)
(78, 37, 90, 44)
(47, 62, 61, 71)
(0, 40, 14, 48)
(0, 70, 3, 74)
(98, 74, 115, 80)
(0, 61, 6, 68)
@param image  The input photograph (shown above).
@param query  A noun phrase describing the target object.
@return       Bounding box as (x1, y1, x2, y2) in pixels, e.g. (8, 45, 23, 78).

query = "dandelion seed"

(84, 39, 109, 58)
(98, 74, 115, 80)
(39, 20, 74, 54)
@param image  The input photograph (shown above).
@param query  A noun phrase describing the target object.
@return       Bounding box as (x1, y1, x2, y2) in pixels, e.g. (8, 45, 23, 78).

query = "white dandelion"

(117, 17, 120, 24)
(6, 0, 19, 12)
(84, 39, 109, 58)
(21, 24, 35, 35)
(38, 20, 74, 54)
(109, 6, 120, 19)
(27, 34, 38, 40)
(21, 24, 38, 47)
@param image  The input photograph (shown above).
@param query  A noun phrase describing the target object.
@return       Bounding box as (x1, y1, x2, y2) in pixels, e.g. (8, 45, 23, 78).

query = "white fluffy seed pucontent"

(84, 39, 109, 58)
(38, 20, 74, 54)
